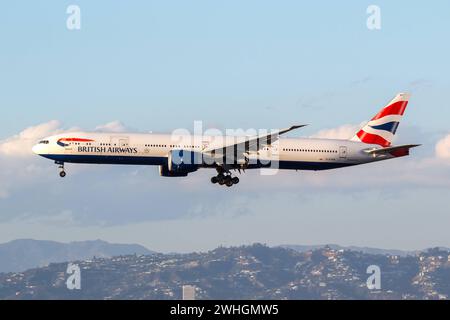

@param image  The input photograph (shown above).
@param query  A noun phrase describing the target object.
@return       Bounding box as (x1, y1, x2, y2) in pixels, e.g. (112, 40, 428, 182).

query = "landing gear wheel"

(57, 162, 66, 178)
(212, 167, 240, 187)
(217, 174, 226, 185)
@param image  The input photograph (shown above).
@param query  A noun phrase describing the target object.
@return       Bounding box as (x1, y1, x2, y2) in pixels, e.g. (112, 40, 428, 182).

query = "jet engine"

(159, 150, 202, 177)
(159, 165, 189, 177)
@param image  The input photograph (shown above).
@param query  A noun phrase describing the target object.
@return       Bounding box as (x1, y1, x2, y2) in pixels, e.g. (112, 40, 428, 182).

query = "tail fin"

(351, 93, 410, 147)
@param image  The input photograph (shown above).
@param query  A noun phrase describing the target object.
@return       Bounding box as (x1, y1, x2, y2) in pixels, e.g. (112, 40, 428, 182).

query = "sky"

(0, 1, 449, 252)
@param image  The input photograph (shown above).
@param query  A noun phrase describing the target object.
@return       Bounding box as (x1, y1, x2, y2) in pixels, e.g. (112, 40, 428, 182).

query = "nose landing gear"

(56, 162, 66, 178)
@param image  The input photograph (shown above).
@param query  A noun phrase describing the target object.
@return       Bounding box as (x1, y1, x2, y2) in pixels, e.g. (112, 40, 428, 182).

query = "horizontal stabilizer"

(365, 144, 421, 157)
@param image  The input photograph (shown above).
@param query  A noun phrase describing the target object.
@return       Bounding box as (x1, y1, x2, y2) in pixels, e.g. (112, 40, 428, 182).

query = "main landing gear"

(56, 162, 66, 178)
(211, 168, 240, 187)
(211, 174, 239, 187)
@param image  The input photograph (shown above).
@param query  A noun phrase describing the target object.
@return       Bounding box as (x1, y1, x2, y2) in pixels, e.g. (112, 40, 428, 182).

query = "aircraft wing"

(365, 144, 421, 157)
(202, 125, 307, 158)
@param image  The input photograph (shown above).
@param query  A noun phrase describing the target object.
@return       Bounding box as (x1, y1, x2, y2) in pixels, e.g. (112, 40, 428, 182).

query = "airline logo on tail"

(351, 93, 410, 147)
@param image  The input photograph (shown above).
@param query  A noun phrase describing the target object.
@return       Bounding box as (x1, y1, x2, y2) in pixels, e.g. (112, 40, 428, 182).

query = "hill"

(0, 244, 449, 299)
(0, 239, 154, 273)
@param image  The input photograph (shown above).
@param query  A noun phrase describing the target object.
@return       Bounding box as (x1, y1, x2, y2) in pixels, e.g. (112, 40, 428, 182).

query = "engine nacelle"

(167, 149, 201, 173)
(167, 150, 202, 173)
(159, 165, 189, 177)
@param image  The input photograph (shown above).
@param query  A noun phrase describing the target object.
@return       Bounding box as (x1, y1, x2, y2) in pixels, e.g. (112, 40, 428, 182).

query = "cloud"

(0, 121, 449, 229)
(0, 120, 129, 159)
(0, 120, 62, 157)
(240, 124, 450, 192)
(0, 121, 63, 201)
(0, 121, 87, 202)
(309, 123, 362, 140)
(0, 121, 210, 225)
(0, 120, 70, 201)
(435, 134, 450, 160)
(95, 121, 128, 133)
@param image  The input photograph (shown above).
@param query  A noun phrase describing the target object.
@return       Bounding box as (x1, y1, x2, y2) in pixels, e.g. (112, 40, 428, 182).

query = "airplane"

(32, 93, 420, 187)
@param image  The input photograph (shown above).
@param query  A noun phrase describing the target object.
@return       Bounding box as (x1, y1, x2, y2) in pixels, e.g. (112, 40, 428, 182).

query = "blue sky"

(0, 1, 449, 252)
(1, 1, 449, 134)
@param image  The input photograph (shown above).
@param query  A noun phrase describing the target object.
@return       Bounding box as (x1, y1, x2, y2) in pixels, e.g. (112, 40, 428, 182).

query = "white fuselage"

(31, 93, 417, 185)
(32, 131, 393, 172)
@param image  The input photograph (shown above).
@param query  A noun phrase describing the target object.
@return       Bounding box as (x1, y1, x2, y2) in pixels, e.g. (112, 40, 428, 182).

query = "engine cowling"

(159, 150, 202, 177)
(167, 149, 201, 173)
(159, 165, 189, 177)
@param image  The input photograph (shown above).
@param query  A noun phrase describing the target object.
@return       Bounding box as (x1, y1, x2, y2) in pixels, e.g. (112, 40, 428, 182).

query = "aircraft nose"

(32, 144, 42, 155)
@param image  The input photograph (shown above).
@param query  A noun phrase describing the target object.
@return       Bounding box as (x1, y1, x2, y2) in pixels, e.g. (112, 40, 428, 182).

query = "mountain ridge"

(0, 239, 154, 273)
(281, 244, 413, 256)
(1, 238, 449, 274)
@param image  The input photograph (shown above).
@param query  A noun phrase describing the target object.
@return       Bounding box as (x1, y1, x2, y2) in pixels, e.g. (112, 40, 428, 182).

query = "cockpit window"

(39, 140, 49, 144)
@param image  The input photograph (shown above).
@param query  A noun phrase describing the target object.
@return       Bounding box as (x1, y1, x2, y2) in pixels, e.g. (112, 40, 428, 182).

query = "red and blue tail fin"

(351, 93, 410, 147)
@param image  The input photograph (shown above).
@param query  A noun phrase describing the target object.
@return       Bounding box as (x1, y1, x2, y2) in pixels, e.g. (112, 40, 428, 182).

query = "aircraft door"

(270, 142, 279, 157)
(110, 136, 129, 147)
(119, 138, 129, 147)
(339, 146, 347, 159)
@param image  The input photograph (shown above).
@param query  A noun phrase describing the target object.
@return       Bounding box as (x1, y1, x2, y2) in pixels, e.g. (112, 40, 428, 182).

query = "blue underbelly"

(41, 154, 167, 166)
(41, 154, 355, 170)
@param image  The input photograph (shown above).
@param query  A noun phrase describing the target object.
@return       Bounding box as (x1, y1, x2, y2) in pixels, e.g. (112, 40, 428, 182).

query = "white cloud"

(0, 120, 62, 157)
(95, 121, 127, 133)
(1, 121, 449, 251)
(0, 120, 129, 159)
(310, 123, 363, 140)
(0, 121, 65, 199)
(0, 120, 449, 228)
(436, 134, 450, 160)
(0, 121, 88, 199)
